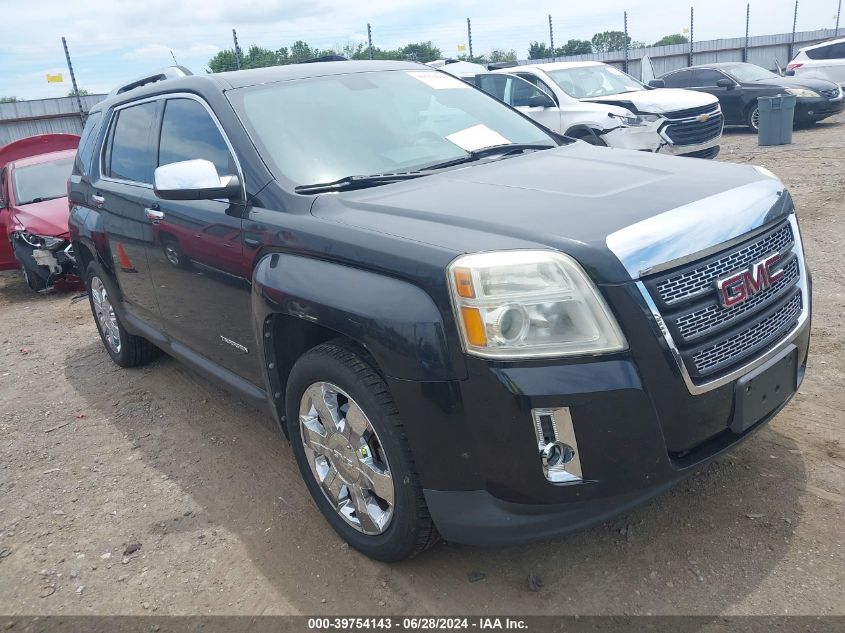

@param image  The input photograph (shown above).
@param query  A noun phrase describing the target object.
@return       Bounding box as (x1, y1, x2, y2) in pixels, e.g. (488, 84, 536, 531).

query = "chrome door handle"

(145, 208, 165, 223)
(91, 194, 105, 208)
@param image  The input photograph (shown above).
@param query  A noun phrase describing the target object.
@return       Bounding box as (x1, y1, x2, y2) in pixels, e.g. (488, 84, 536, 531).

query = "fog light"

(532, 408, 582, 483)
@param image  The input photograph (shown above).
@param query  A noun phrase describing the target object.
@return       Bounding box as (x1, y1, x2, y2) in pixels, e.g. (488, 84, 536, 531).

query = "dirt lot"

(1, 117, 843, 617)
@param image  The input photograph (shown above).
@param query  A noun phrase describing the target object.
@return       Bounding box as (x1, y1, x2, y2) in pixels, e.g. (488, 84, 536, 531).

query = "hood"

(748, 75, 841, 93)
(311, 143, 779, 283)
(582, 88, 718, 114)
(11, 197, 71, 238)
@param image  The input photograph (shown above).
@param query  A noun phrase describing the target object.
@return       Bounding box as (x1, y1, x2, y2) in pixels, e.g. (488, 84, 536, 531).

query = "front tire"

(85, 261, 159, 368)
(747, 105, 760, 132)
(285, 342, 438, 561)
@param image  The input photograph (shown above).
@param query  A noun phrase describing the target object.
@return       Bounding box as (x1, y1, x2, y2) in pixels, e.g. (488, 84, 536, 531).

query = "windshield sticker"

(446, 124, 512, 152)
(407, 71, 470, 90)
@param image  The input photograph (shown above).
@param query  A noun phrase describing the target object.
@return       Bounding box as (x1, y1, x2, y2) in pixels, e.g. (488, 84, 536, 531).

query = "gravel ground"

(0, 116, 843, 616)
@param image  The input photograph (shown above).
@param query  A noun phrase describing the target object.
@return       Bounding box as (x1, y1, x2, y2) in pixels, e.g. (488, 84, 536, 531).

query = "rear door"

(95, 99, 164, 329)
(0, 167, 16, 269)
(145, 96, 260, 384)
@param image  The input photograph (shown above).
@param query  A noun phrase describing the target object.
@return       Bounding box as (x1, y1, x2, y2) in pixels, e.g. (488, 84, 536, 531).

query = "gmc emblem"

(716, 253, 784, 308)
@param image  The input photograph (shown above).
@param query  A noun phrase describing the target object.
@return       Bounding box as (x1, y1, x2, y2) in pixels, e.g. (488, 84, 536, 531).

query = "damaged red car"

(0, 133, 82, 291)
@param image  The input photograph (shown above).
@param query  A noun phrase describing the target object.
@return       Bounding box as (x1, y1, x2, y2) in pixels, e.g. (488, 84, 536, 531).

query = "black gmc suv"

(68, 61, 811, 561)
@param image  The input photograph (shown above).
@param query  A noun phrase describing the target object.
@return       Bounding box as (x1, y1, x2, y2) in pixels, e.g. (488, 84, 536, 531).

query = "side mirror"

(716, 78, 736, 88)
(648, 79, 666, 89)
(524, 93, 555, 108)
(785, 70, 795, 77)
(154, 159, 241, 201)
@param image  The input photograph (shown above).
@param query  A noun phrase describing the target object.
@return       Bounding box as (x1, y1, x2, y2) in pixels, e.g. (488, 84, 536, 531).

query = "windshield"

(230, 69, 555, 186)
(547, 65, 645, 99)
(12, 158, 73, 205)
(724, 64, 779, 82)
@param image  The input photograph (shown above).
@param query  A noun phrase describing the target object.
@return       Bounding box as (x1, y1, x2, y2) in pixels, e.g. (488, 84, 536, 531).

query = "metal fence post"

(549, 14, 555, 61)
(232, 29, 242, 70)
(689, 7, 695, 67)
(467, 18, 473, 60)
(789, 0, 798, 61)
(836, 0, 841, 36)
(61, 37, 85, 122)
(623, 12, 629, 74)
(744, 3, 750, 63)
(367, 23, 373, 60)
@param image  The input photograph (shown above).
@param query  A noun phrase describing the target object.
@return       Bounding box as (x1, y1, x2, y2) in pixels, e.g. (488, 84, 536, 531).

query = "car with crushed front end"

(68, 61, 811, 561)
(0, 134, 82, 291)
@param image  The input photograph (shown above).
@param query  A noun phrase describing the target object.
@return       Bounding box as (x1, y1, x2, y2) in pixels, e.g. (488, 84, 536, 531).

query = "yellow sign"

(46, 73, 64, 83)
(457, 44, 466, 52)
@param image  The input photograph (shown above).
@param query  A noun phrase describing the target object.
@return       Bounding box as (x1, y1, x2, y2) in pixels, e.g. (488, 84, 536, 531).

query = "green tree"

(652, 34, 689, 47)
(400, 41, 441, 63)
(486, 49, 517, 63)
(558, 39, 592, 56)
(1, 96, 19, 103)
(590, 30, 631, 53)
(207, 49, 241, 73)
(67, 88, 91, 97)
(528, 41, 554, 60)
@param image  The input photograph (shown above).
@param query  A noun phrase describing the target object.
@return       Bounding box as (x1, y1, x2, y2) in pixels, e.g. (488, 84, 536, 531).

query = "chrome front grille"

(644, 219, 805, 381)
(656, 223, 794, 306)
(674, 256, 800, 342)
(820, 87, 841, 99)
(691, 293, 802, 375)
(662, 106, 723, 146)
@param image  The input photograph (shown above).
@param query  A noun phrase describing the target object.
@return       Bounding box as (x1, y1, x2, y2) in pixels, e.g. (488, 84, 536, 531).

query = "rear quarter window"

(805, 45, 831, 60)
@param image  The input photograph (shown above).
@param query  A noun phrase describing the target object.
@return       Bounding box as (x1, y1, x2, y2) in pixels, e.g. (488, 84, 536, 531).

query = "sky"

(1, 0, 841, 100)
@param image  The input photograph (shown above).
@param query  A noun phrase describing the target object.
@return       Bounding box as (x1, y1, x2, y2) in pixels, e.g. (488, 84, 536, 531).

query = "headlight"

(785, 87, 820, 98)
(447, 250, 628, 359)
(609, 113, 660, 127)
(18, 232, 66, 250)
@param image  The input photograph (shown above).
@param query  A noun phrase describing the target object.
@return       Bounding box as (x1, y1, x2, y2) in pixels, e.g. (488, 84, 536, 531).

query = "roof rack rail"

(298, 54, 347, 64)
(108, 66, 193, 97)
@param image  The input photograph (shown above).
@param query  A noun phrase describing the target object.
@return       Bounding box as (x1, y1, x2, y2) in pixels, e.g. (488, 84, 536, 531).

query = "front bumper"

(11, 235, 82, 290)
(389, 279, 811, 547)
(602, 118, 722, 158)
(794, 96, 845, 123)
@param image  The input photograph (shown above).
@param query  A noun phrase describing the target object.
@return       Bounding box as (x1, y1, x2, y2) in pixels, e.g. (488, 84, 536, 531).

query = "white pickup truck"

(478, 61, 723, 158)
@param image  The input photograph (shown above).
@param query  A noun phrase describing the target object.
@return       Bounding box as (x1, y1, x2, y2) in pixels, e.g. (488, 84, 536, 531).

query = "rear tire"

(85, 261, 159, 368)
(285, 342, 438, 561)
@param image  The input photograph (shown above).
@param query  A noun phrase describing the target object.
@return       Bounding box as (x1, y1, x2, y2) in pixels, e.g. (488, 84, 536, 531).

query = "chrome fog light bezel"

(532, 407, 583, 483)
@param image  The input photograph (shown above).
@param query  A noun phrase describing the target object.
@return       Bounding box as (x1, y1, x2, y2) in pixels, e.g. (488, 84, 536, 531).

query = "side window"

(662, 70, 694, 88)
(829, 43, 845, 59)
(73, 111, 103, 177)
(805, 45, 830, 60)
(475, 74, 509, 102)
(158, 98, 236, 176)
(693, 69, 726, 87)
(509, 77, 551, 107)
(0, 168, 6, 207)
(516, 74, 558, 103)
(107, 102, 157, 184)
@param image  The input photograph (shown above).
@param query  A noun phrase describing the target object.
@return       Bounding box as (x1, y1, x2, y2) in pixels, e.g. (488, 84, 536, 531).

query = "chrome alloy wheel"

(751, 107, 760, 131)
(90, 276, 121, 354)
(299, 382, 395, 535)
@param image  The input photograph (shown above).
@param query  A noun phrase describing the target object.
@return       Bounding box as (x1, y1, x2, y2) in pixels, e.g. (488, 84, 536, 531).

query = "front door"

(145, 96, 260, 385)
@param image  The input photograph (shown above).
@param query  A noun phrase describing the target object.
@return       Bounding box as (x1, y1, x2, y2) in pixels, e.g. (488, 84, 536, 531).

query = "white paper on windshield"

(446, 124, 512, 152)
(407, 71, 470, 90)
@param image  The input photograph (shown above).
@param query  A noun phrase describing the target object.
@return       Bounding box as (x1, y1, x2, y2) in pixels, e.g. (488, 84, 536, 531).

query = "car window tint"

(805, 45, 830, 60)
(0, 168, 6, 206)
(516, 74, 557, 102)
(475, 74, 509, 101)
(662, 70, 694, 88)
(694, 69, 726, 87)
(829, 43, 845, 59)
(73, 111, 103, 176)
(158, 98, 236, 176)
(509, 77, 550, 107)
(108, 102, 157, 184)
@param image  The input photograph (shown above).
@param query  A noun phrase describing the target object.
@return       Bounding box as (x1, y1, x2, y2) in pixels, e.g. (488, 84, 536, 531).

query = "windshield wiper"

(417, 143, 555, 172)
(20, 195, 64, 205)
(295, 172, 427, 194)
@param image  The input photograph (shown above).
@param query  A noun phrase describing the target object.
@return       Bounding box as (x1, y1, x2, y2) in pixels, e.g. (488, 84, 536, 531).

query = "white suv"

(482, 61, 723, 158)
(788, 38, 845, 87)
